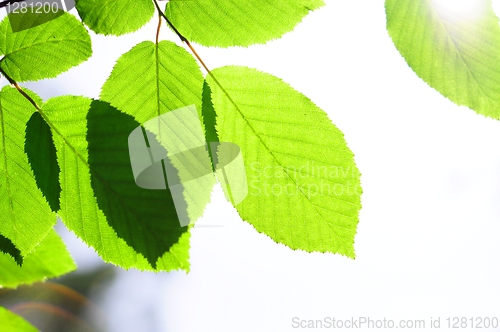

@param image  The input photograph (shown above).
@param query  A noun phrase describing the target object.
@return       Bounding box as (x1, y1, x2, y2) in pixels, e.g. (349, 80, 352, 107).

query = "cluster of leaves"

(3, 0, 499, 327)
(0, 0, 363, 301)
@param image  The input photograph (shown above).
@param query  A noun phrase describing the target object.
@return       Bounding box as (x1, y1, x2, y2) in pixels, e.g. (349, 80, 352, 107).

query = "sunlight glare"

(431, 0, 488, 22)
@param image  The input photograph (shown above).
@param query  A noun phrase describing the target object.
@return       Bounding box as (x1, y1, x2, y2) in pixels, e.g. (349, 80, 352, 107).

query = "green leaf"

(42, 96, 190, 271)
(0, 86, 56, 258)
(0, 230, 76, 289)
(100, 40, 215, 225)
(25, 112, 61, 213)
(386, 0, 500, 119)
(76, 0, 155, 36)
(0, 12, 92, 82)
(0, 306, 38, 332)
(101, 41, 204, 124)
(165, 0, 325, 47)
(206, 66, 362, 258)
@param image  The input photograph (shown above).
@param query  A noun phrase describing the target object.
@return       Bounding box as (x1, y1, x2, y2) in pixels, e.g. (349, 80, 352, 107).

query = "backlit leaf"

(0, 234, 22, 266)
(207, 66, 362, 257)
(165, 0, 325, 47)
(0, 12, 92, 82)
(0, 230, 76, 289)
(76, 0, 154, 36)
(386, 0, 500, 118)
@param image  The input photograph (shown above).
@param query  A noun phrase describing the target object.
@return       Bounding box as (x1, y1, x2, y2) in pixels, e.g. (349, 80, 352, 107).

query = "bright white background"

(5, 0, 500, 331)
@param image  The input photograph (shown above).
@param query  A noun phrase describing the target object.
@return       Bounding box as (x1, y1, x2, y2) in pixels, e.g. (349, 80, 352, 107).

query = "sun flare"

(431, 0, 488, 22)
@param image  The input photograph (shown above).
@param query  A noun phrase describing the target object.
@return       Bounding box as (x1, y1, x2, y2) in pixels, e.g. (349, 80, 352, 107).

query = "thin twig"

(156, 11, 161, 44)
(152, 0, 211, 74)
(152, 0, 242, 111)
(0, 66, 40, 110)
(0, 0, 27, 9)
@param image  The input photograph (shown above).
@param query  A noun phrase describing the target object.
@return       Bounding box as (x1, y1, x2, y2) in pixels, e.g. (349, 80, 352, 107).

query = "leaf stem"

(156, 11, 161, 44)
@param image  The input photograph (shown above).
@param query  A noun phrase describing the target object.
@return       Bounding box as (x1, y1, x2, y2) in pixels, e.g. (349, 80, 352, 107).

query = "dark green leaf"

(87, 100, 188, 268)
(25, 112, 61, 212)
(42, 96, 190, 271)
(0, 234, 22, 266)
(201, 80, 218, 171)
